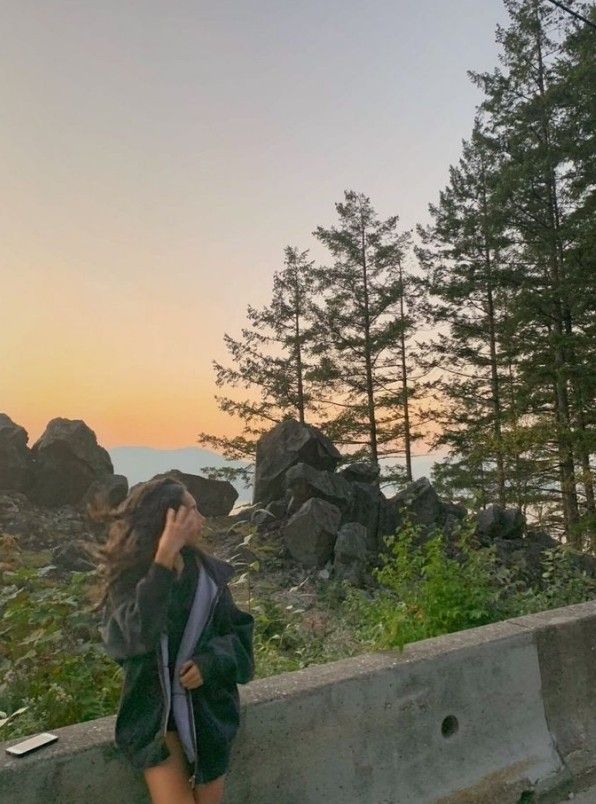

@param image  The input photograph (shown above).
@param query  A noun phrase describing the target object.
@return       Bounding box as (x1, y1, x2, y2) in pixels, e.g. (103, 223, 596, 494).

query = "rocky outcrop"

(285, 462, 354, 518)
(253, 419, 341, 505)
(150, 469, 238, 516)
(476, 504, 525, 542)
(0, 489, 105, 552)
(282, 498, 342, 568)
(386, 477, 450, 531)
(0, 414, 34, 493)
(338, 461, 380, 484)
(83, 475, 129, 522)
(27, 418, 114, 507)
(479, 522, 596, 584)
(333, 522, 368, 586)
(0, 415, 239, 520)
(247, 418, 596, 591)
(3, 413, 593, 593)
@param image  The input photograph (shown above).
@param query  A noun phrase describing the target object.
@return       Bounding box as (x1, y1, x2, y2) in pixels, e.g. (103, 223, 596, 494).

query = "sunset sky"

(2, 1, 507, 451)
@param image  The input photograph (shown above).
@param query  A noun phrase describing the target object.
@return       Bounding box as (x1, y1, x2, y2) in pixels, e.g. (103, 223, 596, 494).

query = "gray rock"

(390, 477, 446, 527)
(0, 488, 106, 553)
(525, 528, 558, 548)
(150, 469, 238, 516)
(346, 481, 384, 553)
(253, 419, 341, 505)
(0, 413, 33, 493)
(228, 503, 259, 524)
(28, 418, 113, 507)
(282, 498, 342, 568)
(338, 461, 380, 484)
(285, 462, 353, 518)
(333, 522, 368, 588)
(443, 501, 467, 536)
(82, 474, 128, 521)
(476, 505, 525, 542)
(251, 507, 276, 526)
(265, 497, 288, 520)
(51, 539, 97, 572)
(377, 494, 403, 544)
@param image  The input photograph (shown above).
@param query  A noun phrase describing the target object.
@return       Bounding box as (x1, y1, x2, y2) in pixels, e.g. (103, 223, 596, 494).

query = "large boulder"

(282, 497, 342, 568)
(338, 461, 380, 484)
(377, 494, 403, 544)
(390, 477, 446, 527)
(346, 481, 384, 554)
(253, 419, 342, 505)
(28, 418, 113, 507)
(82, 474, 129, 522)
(443, 501, 467, 535)
(0, 413, 33, 492)
(489, 527, 596, 586)
(376, 478, 466, 550)
(51, 539, 98, 572)
(378, 477, 446, 548)
(284, 462, 353, 518)
(150, 469, 238, 517)
(333, 522, 368, 587)
(476, 505, 525, 543)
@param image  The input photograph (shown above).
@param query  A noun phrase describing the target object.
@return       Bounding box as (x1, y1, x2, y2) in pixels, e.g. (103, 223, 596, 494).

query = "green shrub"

(340, 519, 596, 651)
(0, 566, 121, 739)
(2, 523, 593, 739)
(504, 545, 596, 615)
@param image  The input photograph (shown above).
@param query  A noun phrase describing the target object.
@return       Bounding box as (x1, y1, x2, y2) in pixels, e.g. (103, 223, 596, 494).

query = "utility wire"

(544, 0, 596, 30)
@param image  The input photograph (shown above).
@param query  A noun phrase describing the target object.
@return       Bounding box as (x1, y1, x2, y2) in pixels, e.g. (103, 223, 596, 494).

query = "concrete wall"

(1, 599, 595, 804)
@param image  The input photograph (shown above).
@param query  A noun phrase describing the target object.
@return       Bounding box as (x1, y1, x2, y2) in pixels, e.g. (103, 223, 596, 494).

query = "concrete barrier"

(1, 599, 595, 803)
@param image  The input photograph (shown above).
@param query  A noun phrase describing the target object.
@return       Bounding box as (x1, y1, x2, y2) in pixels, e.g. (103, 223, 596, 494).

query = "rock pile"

(233, 419, 596, 588)
(0, 413, 240, 572)
(2, 413, 593, 587)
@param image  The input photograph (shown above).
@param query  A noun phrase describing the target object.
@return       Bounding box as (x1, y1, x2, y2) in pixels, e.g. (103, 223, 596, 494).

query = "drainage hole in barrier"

(440, 715, 458, 738)
(517, 792, 535, 803)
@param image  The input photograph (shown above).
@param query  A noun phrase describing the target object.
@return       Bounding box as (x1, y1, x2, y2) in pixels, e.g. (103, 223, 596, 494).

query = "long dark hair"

(91, 476, 187, 613)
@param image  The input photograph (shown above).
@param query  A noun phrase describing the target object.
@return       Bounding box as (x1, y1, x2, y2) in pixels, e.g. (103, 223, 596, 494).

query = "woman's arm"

(99, 561, 176, 665)
(190, 586, 256, 686)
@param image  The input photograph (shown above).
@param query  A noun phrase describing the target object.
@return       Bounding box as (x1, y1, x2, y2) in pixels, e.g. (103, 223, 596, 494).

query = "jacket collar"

(187, 544, 235, 587)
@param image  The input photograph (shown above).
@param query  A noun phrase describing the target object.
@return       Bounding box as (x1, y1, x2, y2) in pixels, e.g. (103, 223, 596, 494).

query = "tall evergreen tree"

(468, 0, 593, 543)
(307, 189, 425, 482)
(417, 122, 521, 509)
(196, 245, 321, 486)
(553, 1, 596, 544)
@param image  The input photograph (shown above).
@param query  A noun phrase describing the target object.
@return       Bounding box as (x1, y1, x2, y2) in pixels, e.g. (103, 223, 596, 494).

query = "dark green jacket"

(99, 546, 255, 786)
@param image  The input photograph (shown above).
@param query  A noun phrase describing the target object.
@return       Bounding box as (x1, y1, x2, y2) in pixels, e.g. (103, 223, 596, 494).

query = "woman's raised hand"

(154, 506, 195, 570)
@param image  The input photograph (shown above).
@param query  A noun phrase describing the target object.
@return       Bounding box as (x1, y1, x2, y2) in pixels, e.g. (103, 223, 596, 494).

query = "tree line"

(197, 0, 595, 551)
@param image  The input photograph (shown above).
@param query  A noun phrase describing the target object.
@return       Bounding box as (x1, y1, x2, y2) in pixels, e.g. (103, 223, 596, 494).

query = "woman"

(95, 477, 255, 804)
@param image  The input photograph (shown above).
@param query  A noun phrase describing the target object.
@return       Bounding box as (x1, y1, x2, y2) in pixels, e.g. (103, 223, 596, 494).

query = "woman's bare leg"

(193, 773, 226, 804)
(143, 730, 196, 804)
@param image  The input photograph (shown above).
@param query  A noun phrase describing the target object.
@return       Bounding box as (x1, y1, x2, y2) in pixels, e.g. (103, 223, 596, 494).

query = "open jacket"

(99, 545, 255, 787)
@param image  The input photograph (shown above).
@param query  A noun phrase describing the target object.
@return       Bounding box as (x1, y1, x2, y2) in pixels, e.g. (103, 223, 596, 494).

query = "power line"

(544, 0, 596, 30)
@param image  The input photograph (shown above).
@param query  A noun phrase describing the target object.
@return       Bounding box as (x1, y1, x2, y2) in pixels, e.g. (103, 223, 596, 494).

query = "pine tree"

(468, 0, 593, 544)
(417, 122, 521, 509)
(196, 245, 321, 487)
(553, 1, 596, 545)
(307, 189, 425, 482)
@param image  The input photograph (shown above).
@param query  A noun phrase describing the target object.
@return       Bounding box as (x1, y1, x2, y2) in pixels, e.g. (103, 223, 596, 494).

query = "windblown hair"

(91, 476, 187, 613)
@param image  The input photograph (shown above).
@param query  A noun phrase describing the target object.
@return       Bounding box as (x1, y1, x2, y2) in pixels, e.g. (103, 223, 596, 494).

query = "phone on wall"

(5, 732, 58, 756)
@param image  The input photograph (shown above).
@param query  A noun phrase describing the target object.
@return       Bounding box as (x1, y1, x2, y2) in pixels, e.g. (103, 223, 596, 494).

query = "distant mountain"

(107, 446, 446, 511)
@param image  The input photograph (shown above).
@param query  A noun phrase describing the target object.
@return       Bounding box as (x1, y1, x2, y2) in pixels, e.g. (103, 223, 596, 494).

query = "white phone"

(5, 732, 58, 756)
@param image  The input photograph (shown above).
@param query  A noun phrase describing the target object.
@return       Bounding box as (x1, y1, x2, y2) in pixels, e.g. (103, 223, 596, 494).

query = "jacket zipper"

(156, 634, 170, 740)
(188, 577, 224, 788)
(186, 690, 199, 788)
